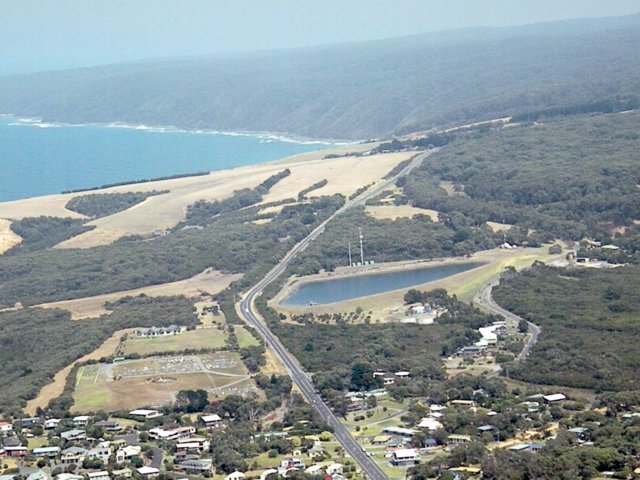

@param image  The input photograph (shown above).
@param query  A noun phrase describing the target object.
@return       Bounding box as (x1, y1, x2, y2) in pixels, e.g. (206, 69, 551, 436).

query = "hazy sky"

(1, 0, 639, 75)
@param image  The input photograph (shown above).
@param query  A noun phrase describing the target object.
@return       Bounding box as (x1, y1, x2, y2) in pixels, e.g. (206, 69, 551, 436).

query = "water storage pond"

(281, 262, 484, 306)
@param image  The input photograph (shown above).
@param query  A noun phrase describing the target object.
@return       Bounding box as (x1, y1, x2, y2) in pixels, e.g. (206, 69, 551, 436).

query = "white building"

(72, 415, 90, 427)
(136, 467, 159, 478)
(116, 445, 142, 464)
(391, 448, 420, 466)
(416, 417, 444, 431)
(128, 409, 163, 419)
(87, 471, 110, 480)
(200, 414, 222, 429)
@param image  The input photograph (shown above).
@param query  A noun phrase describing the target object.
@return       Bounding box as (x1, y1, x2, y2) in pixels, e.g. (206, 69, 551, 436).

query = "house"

(87, 472, 110, 480)
(44, 419, 61, 430)
(543, 393, 566, 403)
(20, 418, 41, 428)
(60, 429, 87, 441)
(148, 426, 195, 440)
(200, 414, 222, 429)
(447, 435, 471, 445)
(508, 443, 532, 452)
(477, 425, 495, 433)
(306, 443, 326, 459)
(567, 427, 589, 441)
(450, 400, 475, 408)
(60, 446, 88, 464)
(416, 417, 443, 431)
(128, 409, 163, 420)
(458, 345, 487, 357)
(25, 470, 48, 480)
(72, 416, 90, 427)
(326, 464, 343, 476)
(391, 448, 420, 466)
(411, 304, 432, 315)
(520, 401, 540, 413)
(56, 474, 84, 480)
(94, 421, 121, 432)
(385, 438, 411, 452)
(176, 459, 213, 474)
(111, 469, 132, 479)
(372, 435, 391, 444)
(382, 427, 417, 438)
(424, 439, 438, 448)
(136, 467, 159, 478)
(87, 447, 111, 462)
(394, 371, 410, 378)
(32, 447, 60, 458)
(2, 446, 28, 458)
(305, 465, 323, 475)
(280, 458, 305, 471)
(176, 437, 210, 453)
(2, 437, 21, 447)
(116, 445, 142, 464)
(225, 472, 245, 480)
(0, 423, 13, 435)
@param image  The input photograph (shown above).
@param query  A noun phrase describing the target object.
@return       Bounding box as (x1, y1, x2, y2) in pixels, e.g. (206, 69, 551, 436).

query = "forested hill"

(1, 15, 640, 140)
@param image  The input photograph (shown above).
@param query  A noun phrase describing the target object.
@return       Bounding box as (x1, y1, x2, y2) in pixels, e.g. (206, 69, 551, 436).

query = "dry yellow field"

(24, 328, 131, 415)
(365, 204, 439, 221)
(0, 196, 87, 220)
(37, 268, 242, 320)
(260, 152, 412, 204)
(0, 218, 22, 254)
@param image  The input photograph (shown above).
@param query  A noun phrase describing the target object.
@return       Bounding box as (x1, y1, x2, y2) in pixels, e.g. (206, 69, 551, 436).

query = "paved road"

(237, 151, 432, 480)
(476, 281, 541, 363)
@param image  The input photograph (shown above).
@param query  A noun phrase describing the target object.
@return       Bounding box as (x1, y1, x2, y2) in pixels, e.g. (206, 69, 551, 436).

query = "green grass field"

(235, 325, 260, 348)
(122, 327, 228, 356)
(74, 364, 111, 412)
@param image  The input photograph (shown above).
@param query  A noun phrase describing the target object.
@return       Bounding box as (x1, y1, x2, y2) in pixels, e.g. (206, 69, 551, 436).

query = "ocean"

(0, 117, 335, 202)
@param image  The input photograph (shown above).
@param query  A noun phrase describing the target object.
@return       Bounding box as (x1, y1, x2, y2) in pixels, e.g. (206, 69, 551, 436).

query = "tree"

(350, 363, 380, 391)
(175, 389, 209, 413)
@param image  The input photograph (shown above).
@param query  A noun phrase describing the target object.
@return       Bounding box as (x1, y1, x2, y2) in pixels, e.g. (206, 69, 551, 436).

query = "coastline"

(0, 113, 355, 146)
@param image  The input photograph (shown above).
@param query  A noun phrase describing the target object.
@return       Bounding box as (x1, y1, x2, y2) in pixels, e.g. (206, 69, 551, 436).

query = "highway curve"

(476, 281, 541, 363)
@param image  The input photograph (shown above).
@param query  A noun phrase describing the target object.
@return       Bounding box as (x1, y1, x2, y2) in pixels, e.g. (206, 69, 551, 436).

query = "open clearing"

(365, 204, 439, 221)
(122, 327, 228, 356)
(235, 326, 260, 348)
(37, 268, 241, 319)
(440, 180, 467, 196)
(0, 219, 22, 254)
(0, 143, 389, 249)
(272, 246, 561, 321)
(72, 352, 256, 412)
(24, 328, 130, 415)
(486, 221, 514, 232)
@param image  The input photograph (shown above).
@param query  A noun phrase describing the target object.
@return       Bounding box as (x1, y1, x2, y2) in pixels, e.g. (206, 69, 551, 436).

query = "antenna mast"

(359, 228, 364, 265)
(348, 242, 352, 266)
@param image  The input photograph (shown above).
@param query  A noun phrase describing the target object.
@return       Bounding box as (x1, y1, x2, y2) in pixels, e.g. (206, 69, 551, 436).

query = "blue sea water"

(0, 118, 334, 202)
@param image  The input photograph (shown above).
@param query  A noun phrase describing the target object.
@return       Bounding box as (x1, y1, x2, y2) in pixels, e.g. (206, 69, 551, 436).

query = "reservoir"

(282, 262, 483, 306)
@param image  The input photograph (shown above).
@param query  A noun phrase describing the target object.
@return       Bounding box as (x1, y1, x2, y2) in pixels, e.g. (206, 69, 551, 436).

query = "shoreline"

(0, 113, 355, 146)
